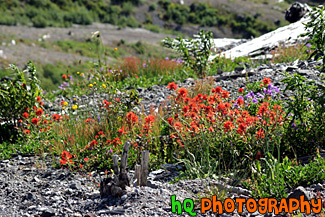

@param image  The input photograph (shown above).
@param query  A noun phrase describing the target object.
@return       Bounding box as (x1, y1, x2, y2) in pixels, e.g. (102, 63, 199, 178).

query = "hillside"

(0, 0, 308, 38)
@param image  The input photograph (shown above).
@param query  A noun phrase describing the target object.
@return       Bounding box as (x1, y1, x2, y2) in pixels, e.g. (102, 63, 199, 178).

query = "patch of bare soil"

(0, 23, 172, 67)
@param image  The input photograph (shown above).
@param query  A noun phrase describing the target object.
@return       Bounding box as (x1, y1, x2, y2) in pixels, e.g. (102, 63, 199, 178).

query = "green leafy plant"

(0, 61, 42, 126)
(300, 5, 325, 70)
(162, 30, 213, 77)
(281, 72, 325, 157)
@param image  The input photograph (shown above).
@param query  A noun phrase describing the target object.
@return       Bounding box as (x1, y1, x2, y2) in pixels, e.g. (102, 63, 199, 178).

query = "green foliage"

(0, 61, 42, 126)
(162, 30, 213, 77)
(247, 154, 325, 199)
(281, 72, 325, 157)
(301, 6, 325, 71)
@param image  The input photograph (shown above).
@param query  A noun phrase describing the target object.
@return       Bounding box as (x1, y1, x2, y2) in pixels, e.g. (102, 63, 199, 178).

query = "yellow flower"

(107, 81, 109, 84)
(72, 105, 78, 110)
(93, 82, 97, 85)
(73, 98, 76, 101)
(89, 84, 93, 87)
(80, 73, 84, 76)
(114, 47, 118, 51)
(77, 71, 80, 74)
(63, 101, 68, 106)
(102, 84, 106, 88)
(62, 107, 66, 110)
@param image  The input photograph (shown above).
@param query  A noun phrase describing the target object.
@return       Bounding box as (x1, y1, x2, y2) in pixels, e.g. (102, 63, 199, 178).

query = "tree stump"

(134, 150, 150, 187)
(100, 141, 130, 198)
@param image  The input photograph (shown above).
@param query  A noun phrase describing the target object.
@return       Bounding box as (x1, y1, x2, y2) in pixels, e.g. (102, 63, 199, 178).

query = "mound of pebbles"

(1, 154, 325, 217)
(3, 59, 324, 216)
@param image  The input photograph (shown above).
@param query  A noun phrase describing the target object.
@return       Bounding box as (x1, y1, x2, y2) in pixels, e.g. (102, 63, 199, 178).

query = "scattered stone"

(285, 2, 311, 23)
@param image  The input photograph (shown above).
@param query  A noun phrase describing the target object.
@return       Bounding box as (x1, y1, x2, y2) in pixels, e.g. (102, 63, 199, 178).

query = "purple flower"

(42, 90, 47, 94)
(306, 43, 311, 48)
(143, 63, 147, 68)
(287, 113, 294, 117)
(109, 149, 113, 153)
(263, 88, 272, 95)
(246, 91, 254, 98)
(98, 116, 101, 122)
(100, 67, 104, 71)
(252, 98, 258, 103)
(165, 57, 169, 60)
(273, 86, 280, 93)
(292, 123, 297, 128)
(257, 93, 264, 99)
(237, 96, 244, 101)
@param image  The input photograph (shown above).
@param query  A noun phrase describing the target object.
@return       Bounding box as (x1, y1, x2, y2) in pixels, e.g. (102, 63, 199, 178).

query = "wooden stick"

(134, 164, 141, 187)
(113, 154, 119, 175)
(140, 150, 149, 186)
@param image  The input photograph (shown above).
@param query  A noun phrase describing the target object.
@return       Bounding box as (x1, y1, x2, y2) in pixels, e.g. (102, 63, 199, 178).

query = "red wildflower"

(224, 121, 234, 132)
(24, 129, 30, 134)
(236, 98, 244, 106)
(103, 100, 112, 110)
(31, 117, 39, 125)
(84, 118, 94, 123)
(62, 74, 67, 80)
(60, 151, 74, 165)
(36, 108, 43, 116)
(238, 88, 244, 93)
(167, 82, 178, 90)
(36, 96, 41, 102)
(182, 106, 189, 114)
(237, 123, 246, 135)
(145, 115, 155, 124)
(80, 164, 84, 168)
(84, 158, 89, 161)
(167, 117, 174, 125)
(23, 112, 29, 119)
(262, 78, 271, 86)
(222, 90, 230, 99)
(126, 111, 138, 124)
(178, 87, 188, 98)
(118, 127, 127, 136)
(52, 114, 62, 122)
(256, 128, 265, 138)
(212, 86, 222, 94)
(90, 140, 98, 147)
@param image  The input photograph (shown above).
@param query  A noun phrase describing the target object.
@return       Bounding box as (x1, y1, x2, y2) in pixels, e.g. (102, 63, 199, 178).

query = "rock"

(38, 207, 55, 217)
(287, 186, 311, 201)
(210, 15, 310, 60)
(314, 183, 324, 191)
(285, 2, 310, 23)
(147, 180, 159, 189)
(285, 65, 299, 72)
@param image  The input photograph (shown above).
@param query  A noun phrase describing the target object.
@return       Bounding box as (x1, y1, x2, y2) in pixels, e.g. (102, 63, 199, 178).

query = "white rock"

(210, 16, 313, 60)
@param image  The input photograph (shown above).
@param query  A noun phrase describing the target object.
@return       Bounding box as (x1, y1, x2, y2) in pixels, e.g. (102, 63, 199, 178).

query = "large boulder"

(285, 2, 311, 23)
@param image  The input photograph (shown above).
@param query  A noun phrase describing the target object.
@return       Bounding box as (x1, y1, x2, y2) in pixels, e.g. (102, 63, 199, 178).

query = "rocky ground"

(1, 58, 325, 216)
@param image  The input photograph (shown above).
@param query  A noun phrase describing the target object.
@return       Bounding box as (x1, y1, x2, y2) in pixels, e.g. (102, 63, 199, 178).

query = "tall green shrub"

(0, 61, 42, 125)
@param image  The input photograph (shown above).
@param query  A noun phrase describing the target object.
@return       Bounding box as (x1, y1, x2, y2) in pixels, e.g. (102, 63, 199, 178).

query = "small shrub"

(162, 30, 213, 77)
(300, 5, 325, 70)
(0, 61, 42, 126)
(32, 15, 48, 28)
